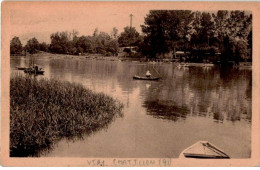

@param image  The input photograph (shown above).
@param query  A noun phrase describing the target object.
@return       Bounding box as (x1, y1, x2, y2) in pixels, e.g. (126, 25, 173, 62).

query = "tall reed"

(10, 74, 123, 157)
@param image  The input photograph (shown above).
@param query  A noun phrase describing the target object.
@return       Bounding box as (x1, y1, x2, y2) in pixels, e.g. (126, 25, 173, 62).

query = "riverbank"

(11, 52, 125, 61)
(11, 52, 252, 68)
(10, 74, 124, 157)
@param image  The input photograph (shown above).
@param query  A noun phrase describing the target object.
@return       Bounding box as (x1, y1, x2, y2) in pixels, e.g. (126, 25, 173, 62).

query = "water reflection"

(11, 56, 252, 124)
(143, 100, 189, 121)
(139, 65, 252, 124)
(10, 55, 252, 158)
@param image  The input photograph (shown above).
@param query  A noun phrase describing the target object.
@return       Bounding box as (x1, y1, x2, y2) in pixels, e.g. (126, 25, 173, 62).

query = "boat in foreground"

(179, 141, 230, 159)
(133, 75, 160, 81)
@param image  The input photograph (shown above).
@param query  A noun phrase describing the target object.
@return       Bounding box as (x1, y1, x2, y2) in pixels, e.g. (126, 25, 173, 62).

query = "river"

(10, 55, 252, 158)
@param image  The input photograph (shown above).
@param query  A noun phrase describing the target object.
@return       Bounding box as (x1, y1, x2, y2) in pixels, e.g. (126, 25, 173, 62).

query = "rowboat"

(238, 65, 252, 70)
(203, 63, 214, 67)
(133, 75, 160, 81)
(177, 63, 190, 68)
(16, 66, 29, 70)
(179, 141, 230, 159)
(24, 68, 45, 75)
(24, 69, 45, 75)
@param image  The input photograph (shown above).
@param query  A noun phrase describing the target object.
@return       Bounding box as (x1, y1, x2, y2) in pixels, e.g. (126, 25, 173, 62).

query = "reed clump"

(10, 74, 123, 157)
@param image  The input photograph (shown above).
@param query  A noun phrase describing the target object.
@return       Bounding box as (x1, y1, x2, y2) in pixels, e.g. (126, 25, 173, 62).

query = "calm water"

(11, 55, 252, 158)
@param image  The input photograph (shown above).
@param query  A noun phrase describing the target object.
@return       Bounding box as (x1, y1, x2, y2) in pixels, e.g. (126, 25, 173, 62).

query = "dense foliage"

(25, 37, 40, 54)
(141, 10, 252, 62)
(39, 42, 49, 52)
(10, 37, 23, 55)
(118, 26, 143, 47)
(49, 29, 119, 56)
(10, 74, 123, 157)
(141, 10, 193, 58)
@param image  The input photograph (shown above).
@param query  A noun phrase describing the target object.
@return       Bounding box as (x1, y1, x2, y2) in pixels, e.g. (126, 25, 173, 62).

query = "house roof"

(176, 51, 184, 54)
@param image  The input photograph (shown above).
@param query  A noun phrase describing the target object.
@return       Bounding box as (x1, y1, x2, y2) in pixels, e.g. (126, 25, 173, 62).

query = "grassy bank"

(10, 74, 123, 157)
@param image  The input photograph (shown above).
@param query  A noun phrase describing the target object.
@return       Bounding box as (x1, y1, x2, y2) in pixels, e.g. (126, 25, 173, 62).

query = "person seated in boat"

(34, 64, 39, 71)
(146, 70, 152, 78)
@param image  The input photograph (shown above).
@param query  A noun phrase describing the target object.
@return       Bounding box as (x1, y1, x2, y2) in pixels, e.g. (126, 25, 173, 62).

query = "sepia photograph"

(1, 1, 260, 167)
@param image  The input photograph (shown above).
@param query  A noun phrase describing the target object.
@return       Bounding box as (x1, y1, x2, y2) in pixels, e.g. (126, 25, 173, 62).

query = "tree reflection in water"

(142, 66, 252, 123)
(143, 100, 189, 121)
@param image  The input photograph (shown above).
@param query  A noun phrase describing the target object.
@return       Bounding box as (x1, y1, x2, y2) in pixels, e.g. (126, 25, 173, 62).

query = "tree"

(25, 37, 40, 54)
(118, 26, 141, 47)
(93, 28, 99, 37)
(235, 40, 248, 62)
(247, 29, 252, 61)
(93, 32, 111, 54)
(10, 36, 23, 55)
(106, 39, 119, 56)
(75, 36, 94, 54)
(141, 10, 193, 58)
(189, 12, 215, 62)
(212, 10, 252, 63)
(193, 12, 214, 46)
(70, 29, 79, 40)
(39, 42, 49, 52)
(48, 29, 119, 56)
(111, 27, 118, 39)
(212, 10, 229, 38)
(173, 10, 194, 52)
(49, 32, 71, 54)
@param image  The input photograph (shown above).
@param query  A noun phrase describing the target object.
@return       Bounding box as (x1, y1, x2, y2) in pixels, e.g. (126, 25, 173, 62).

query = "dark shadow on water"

(143, 100, 189, 121)
(246, 76, 252, 100)
(213, 112, 224, 123)
(143, 99, 251, 124)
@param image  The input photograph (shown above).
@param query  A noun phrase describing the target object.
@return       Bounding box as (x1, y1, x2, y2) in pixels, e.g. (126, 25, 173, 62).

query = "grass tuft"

(10, 73, 123, 157)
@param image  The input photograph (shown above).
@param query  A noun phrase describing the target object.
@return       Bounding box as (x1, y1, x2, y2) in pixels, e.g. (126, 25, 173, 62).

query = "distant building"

(175, 51, 185, 55)
(119, 46, 138, 53)
(157, 51, 174, 59)
(118, 46, 138, 57)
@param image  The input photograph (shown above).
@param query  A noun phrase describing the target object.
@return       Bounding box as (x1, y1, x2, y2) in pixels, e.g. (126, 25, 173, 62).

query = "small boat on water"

(178, 63, 190, 68)
(238, 65, 252, 70)
(179, 141, 230, 159)
(133, 75, 160, 81)
(203, 63, 214, 67)
(16, 66, 29, 70)
(24, 68, 45, 75)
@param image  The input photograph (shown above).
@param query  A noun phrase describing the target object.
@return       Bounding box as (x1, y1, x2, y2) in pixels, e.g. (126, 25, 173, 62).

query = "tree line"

(10, 27, 142, 56)
(10, 28, 122, 56)
(141, 10, 252, 63)
(10, 10, 252, 63)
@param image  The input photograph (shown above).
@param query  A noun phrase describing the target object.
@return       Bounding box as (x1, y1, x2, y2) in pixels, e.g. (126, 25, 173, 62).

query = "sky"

(9, 2, 151, 45)
(8, 2, 252, 46)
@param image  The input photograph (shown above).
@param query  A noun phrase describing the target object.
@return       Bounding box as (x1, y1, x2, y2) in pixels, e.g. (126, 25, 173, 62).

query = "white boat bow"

(179, 141, 230, 159)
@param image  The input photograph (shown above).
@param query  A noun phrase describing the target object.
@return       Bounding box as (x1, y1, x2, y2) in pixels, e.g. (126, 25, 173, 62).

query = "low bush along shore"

(10, 74, 123, 157)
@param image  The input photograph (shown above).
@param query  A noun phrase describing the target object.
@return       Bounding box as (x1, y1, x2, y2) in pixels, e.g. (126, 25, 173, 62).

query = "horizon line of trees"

(10, 10, 252, 63)
(10, 28, 121, 56)
(141, 10, 252, 63)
